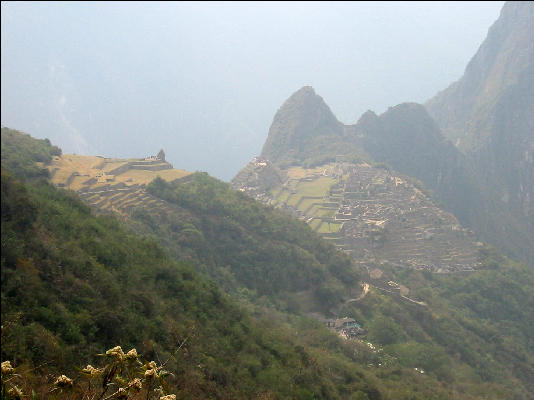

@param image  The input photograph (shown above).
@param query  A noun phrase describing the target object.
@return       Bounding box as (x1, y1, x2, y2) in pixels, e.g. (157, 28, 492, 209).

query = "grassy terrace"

(48, 154, 191, 192)
(309, 219, 322, 230)
(234, 163, 344, 234)
(298, 197, 320, 213)
(297, 176, 335, 197)
(118, 168, 190, 185)
(317, 221, 343, 234)
(266, 165, 344, 234)
(276, 189, 291, 204)
(281, 176, 337, 209)
(315, 207, 337, 217)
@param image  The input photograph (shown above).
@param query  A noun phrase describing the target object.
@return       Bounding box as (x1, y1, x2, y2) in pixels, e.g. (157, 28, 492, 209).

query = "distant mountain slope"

(261, 86, 367, 168)
(426, 1, 534, 229)
(251, 78, 533, 264)
(232, 160, 534, 397)
(352, 102, 533, 265)
(353, 103, 482, 226)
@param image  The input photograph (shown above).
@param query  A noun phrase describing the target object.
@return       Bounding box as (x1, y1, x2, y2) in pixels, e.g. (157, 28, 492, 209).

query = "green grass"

(307, 204, 322, 216)
(317, 221, 343, 233)
(297, 197, 321, 213)
(276, 189, 291, 203)
(286, 193, 302, 207)
(297, 176, 336, 197)
(316, 208, 337, 218)
(309, 219, 322, 231)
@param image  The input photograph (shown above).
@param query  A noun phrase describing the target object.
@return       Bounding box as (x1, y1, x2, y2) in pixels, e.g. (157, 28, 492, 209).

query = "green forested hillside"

(2, 128, 534, 399)
(339, 251, 534, 398)
(133, 173, 359, 313)
(0, 127, 62, 179)
(1, 159, 384, 399)
(132, 143, 534, 398)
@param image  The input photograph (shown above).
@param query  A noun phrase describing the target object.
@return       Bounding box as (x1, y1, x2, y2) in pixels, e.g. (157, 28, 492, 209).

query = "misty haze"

(2, 2, 534, 399)
(2, 2, 503, 180)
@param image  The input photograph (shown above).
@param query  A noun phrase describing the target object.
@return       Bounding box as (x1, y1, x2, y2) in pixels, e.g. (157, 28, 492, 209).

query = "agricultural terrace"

(47, 153, 191, 215)
(286, 164, 335, 179)
(267, 164, 343, 234)
(49, 154, 190, 190)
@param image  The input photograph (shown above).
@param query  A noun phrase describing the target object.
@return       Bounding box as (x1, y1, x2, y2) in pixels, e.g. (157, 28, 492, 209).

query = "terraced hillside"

(233, 160, 482, 273)
(46, 154, 191, 215)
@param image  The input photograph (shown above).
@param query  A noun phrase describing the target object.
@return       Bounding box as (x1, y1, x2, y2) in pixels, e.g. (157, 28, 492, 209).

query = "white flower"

(145, 368, 157, 378)
(82, 364, 102, 377)
(54, 374, 73, 387)
(129, 378, 143, 392)
(125, 348, 138, 360)
(116, 387, 128, 399)
(1, 361, 14, 375)
(106, 346, 125, 361)
(7, 386, 24, 399)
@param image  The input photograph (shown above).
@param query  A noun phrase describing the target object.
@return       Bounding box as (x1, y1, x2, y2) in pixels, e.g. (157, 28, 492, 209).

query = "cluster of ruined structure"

(337, 164, 481, 272)
(234, 158, 482, 273)
(232, 157, 284, 199)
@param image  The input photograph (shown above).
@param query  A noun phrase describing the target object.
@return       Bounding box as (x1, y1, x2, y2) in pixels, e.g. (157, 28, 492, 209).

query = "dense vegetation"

(0, 127, 61, 179)
(1, 149, 384, 398)
(339, 250, 534, 398)
(134, 173, 360, 313)
(2, 129, 534, 399)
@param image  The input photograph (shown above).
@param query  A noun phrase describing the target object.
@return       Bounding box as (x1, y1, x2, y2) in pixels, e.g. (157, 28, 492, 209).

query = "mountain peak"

(260, 87, 342, 165)
(277, 85, 326, 113)
(293, 85, 316, 96)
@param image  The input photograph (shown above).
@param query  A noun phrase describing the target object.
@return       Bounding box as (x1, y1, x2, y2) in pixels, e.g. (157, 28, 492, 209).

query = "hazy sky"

(1, 1, 504, 180)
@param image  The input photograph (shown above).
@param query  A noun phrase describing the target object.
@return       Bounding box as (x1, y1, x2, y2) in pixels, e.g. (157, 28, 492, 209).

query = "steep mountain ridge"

(426, 2, 534, 150)
(353, 103, 482, 226)
(245, 88, 511, 260)
(426, 1, 534, 228)
(261, 86, 342, 160)
(244, 3, 534, 265)
(350, 102, 532, 264)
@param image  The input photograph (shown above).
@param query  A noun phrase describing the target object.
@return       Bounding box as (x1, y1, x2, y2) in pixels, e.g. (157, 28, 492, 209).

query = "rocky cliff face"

(426, 1, 534, 221)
